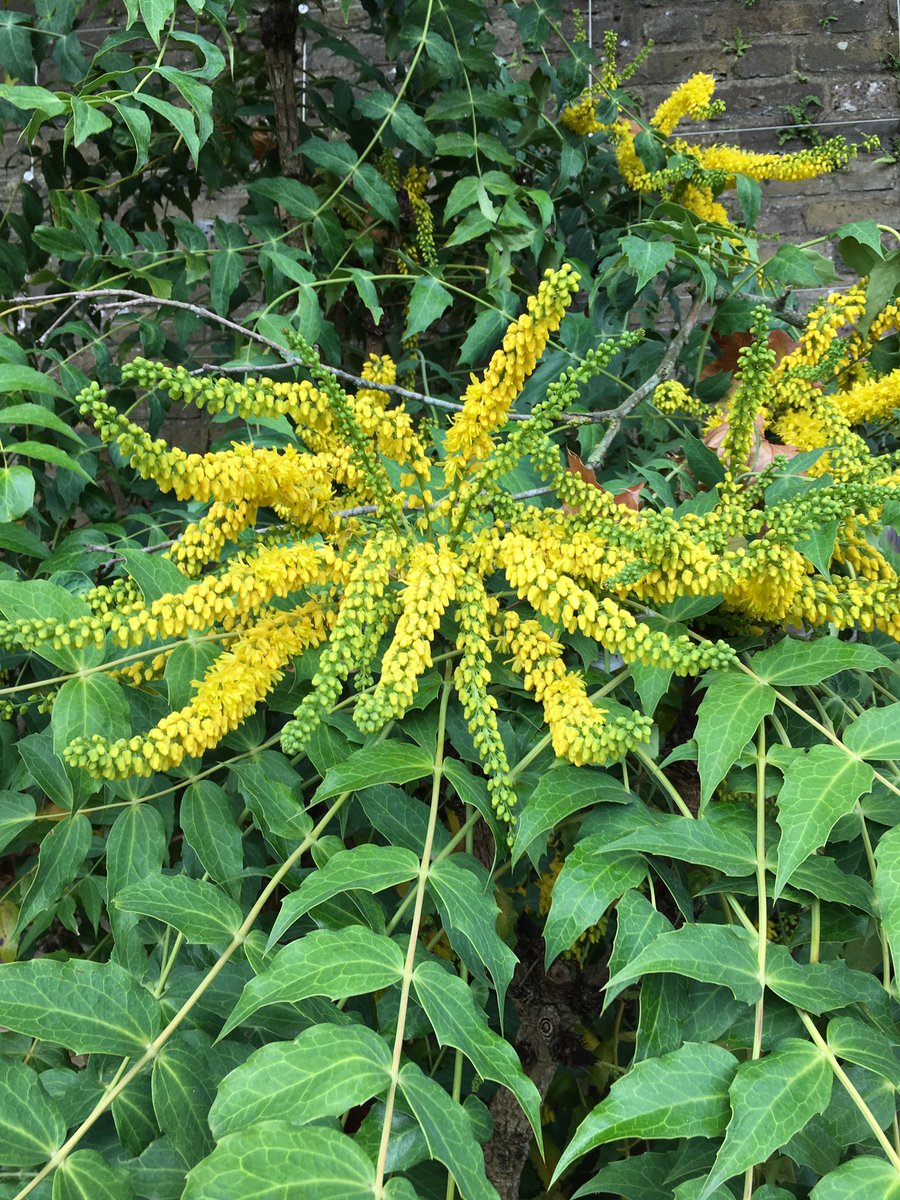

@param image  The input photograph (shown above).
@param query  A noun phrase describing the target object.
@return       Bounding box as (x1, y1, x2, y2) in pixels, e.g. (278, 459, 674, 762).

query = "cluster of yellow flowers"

(561, 64, 861, 228)
(5, 266, 900, 833)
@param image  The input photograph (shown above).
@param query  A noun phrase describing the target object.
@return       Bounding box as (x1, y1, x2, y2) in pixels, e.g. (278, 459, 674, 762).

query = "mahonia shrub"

(2, 259, 900, 1200)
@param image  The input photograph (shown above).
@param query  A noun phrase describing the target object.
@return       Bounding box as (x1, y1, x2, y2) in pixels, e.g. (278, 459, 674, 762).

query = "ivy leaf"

(874, 824, 900, 976)
(695, 672, 775, 806)
(620, 235, 676, 291)
(219, 927, 404, 1037)
(181, 781, 243, 890)
(413, 961, 543, 1148)
(700, 1039, 832, 1197)
(313, 741, 434, 800)
(543, 837, 645, 964)
(605, 924, 761, 1007)
(183, 1122, 376, 1200)
(0, 1058, 66, 1167)
(52, 1148, 133, 1199)
(843, 703, 900, 760)
(209, 1025, 392, 1139)
(512, 766, 632, 863)
(0, 959, 162, 1054)
(151, 1032, 217, 1167)
(115, 874, 243, 946)
(752, 638, 889, 684)
(398, 1062, 500, 1200)
(811, 1157, 900, 1198)
(16, 813, 92, 935)
(427, 857, 517, 1011)
(404, 276, 454, 341)
(827, 1016, 900, 1089)
(774, 745, 873, 896)
(267, 845, 419, 946)
(552, 1042, 738, 1181)
(765, 944, 886, 1014)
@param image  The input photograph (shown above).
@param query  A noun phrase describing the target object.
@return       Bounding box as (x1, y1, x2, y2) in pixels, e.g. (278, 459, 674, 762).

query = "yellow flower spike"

(445, 265, 580, 474)
(650, 73, 718, 137)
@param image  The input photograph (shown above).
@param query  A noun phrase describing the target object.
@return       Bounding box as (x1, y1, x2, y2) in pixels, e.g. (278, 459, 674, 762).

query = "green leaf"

(210, 248, 243, 316)
(183, 1122, 376, 1200)
(16, 814, 92, 934)
(69, 96, 113, 146)
(398, 1063, 499, 1200)
(313, 741, 434, 800)
(249, 177, 319, 220)
(700, 1040, 832, 1197)
(231, 759, 311, 844)
(827, 1016, 900, 1089)
(836, 220, 884, 257)
(619, 234, 676, 291)
(6, 440, 92, 480)
(427, 857, 516, 1010)
(512, 766, 632, 863)
(356, 91, 435, 154)
(0, 85, 67, 118)
(608, 889, 672, 978)
(603, 805, 757, 877)
(220, 927, 404, 1037)
(0, 402, 84, 442)
(346, 268, 384, 324)
(164, 639, 221, 710)
(843, 703, 900, 760)
(181, 781, 243, 889)
(119, 102, 151, 169)
(762, 245, 838, 288)
(353, 165, 400, 228)
(115, 874, 243, 945)
(135, 94, 200, 163)
(52, 674, 130, 757)
(0, 521, 48, 558)
(605, 924, 761, 1006)
(403, 276, 454, 341)
(553, 1042, 738, 1181)
(735, 174, 761, 227)
(413, 960, 543, 1147)
(106, 804, 167, 971)
(118, 545, 187, 604)
(267, 845, 419, 946)
(875, 824, 900, 976)
(209, 1024, 392, 1138)
(52, 1150, 133, 1200)
(811, 1157, 900, 1199)
(151, 1033, 216, 1166)
(753, 637, 889, 684)
(0, 790, 36, 855)
(543, 836, 645, 963)
(695, 672, 775, 806)
(0, 1058, 66, 1167)
(0, 959, 162, 1053)
(0, 579, 98, 671)
(774, 745, 873, 896)
(0, 465, 34, 521)
(765, 944, 885, 1014)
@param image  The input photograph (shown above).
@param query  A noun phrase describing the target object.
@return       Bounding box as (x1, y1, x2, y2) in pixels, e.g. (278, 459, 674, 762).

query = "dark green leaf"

(620, 235, 676, 291)
(753, 638, 889, 685)
(0, 1058, 66, 1167)
(695, 673, 775, 806)
(313, 741, 434, 800)
(512, 766, 632, 863)
(811, 1157, 900, 1198)
(827, 1016, 900, 1089)
(0, 790, 36, 855)
(115, 874, 242, 945)
(0, 465, 34, 522)
(543, 836, 645, 963)
(606, 924, 761, 1006)
(52, 1149, 134, 1200)
(16, 814, 92, 934)
(181, 781, 243, 889)
(765, 944, 885, 1014)
(151, 1033, 216, 1166)
(843, 703, 900, 760)
(403, 276, 454, 341)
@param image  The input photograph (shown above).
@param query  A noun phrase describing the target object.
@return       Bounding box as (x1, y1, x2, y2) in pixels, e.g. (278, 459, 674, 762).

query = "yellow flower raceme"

(445, 265, 580, 473)
(835, 369, 900, 425)
(65, 603, 328, 779)
(685, 137, 852, 183)
(650, 73, 718, 137)
(354, 539, 461, 731)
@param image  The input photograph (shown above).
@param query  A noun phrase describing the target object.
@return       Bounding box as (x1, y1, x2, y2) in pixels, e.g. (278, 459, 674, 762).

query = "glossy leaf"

(695, 673, 775, 806)
(875, 824, 900, 978)
(764, 944, 885, 1014)
(180, 781, 243, 890)
(313, 741, 434, 800)
(606, 924, 761, 1006)
(151, 1033, 216, 1166)
(512, 766, 632, 862)
(413, 961, 543, 1146)
(827, 1015, 900, 1089)
(52, 1149, 134, 1200)
(0, 1058, 66, 1167)
(219, 927, 404, 1037)
(553, 1042, 738, 1180)
(811, 1157, 900, 1198)
(752, 638, 889, 684)
(0, 959, 162, 1053)
(209, 1024, 392, 1138)
(16, 814, 92, 934)
(115, 874, 242, 946)
(543, 836, 645, 964)
(267, 845, 419, 946)
(701, 1040, 832, 1196)
(843, 703, 900, 760)
(774, 745, 873, 896)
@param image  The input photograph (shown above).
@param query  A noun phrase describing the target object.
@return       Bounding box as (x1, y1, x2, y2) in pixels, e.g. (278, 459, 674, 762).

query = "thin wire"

(587, 0, 592, 49)
(677, 115, 899, 138)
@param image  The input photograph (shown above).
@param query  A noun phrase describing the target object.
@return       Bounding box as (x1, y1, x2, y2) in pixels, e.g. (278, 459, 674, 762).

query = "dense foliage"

(1, 3, 900, 1200)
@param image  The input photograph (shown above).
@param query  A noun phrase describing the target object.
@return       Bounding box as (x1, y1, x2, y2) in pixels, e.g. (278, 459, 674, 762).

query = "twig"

(584, 291, 705, 468)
